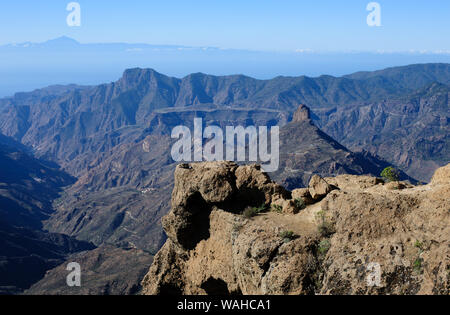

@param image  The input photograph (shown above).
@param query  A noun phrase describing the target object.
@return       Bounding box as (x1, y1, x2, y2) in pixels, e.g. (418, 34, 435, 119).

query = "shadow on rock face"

(178, 192, 211, 250)
(201, 277, 243, 295)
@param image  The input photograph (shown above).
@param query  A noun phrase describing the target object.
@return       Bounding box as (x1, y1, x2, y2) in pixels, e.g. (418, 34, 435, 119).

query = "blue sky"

(1, 0, 449, 51)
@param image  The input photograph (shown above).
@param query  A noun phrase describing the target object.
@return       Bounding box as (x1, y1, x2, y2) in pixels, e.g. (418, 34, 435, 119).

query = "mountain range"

(0, 63, 448, 294)
(1, 36, 450, 97)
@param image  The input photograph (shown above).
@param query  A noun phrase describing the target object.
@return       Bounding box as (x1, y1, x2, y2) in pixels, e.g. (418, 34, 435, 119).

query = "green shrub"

(381, 167, 400, 182)
(318, 239, 331, 256)
(319, 224, 334, 237)
(294, 198, 306, 211)
(271, 204, 283, 213)
(414, 240, 424, 251)
(243, 207, 258, 219)
(243, 204, 267, 219)
(279, 230, 295, 242)
(315, 210, 335, 237)
(255, 204, 268, 213)
(413, 258, 423, 274)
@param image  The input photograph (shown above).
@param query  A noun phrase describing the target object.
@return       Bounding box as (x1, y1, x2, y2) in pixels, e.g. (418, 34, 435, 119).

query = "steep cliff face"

(142, 162, 449, 295)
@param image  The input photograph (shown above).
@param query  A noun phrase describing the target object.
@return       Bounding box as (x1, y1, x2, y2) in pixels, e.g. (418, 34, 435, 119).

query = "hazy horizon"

(5, 35, 450, 55)
(2, 1, 449, 51)
(1, 35, 449, 98)
(1, 1, 449, 96)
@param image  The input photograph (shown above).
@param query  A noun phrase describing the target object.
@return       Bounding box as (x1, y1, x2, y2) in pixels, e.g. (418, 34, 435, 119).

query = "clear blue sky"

(0, 0, 449, 51)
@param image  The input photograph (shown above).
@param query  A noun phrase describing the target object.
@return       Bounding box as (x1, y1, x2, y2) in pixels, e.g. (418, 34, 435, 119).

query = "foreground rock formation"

(142, 162, 449, 295)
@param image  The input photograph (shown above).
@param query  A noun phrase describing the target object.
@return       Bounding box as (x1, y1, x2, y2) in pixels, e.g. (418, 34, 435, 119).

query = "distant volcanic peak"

(43, 36, 80, 46)
(292, 104, 311, 123)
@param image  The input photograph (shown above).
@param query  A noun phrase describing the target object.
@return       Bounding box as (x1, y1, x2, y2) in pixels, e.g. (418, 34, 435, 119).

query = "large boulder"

(160, 161, 290, 251)
(291, 188, 314, 205)
(308, 175, 336, 200)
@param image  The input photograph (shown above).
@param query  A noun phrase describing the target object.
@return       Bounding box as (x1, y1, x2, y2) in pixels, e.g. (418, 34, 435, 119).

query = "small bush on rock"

(271, 204, 283, 213)
(318, 239, 331, 256)
(381, 167, 400, 182)
(243, 204, 267, 219)
(413, 258, 423, 275)
(279, 230, 295, 242)
(294, 198, 306, 211)
(316, 210, 335, 237)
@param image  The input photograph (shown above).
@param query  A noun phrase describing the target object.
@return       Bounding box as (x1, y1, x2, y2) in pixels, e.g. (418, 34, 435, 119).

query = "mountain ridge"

(1, 63, 447, 181)
(0, 63, 447, 294)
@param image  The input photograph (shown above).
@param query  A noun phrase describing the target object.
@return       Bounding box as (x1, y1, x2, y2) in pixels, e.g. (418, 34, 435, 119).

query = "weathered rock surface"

(308, 175, 336, 200)
(291, 188, 314, 205)
(292, 104, 311, 122)
(431, 163, 450, 185)
(142, 162, 449, 295)
(161, 162, 289, 251)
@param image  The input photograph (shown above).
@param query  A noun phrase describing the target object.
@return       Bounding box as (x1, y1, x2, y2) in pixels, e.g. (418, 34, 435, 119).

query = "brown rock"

(292, 104, 311, 122)
(271, 197, 299, 214)
(309, 175, 336, 200)
(161, 162, 290, 251)
(163, 162, 238, 250)
(385, 181, 408, 190)
(142, 162, 450, 296)
(324, 175, 383, 191)
(292, 188, 314, 205)
(141, 240, 188, 295)
(235, 164, 289, 205)
(282, 199, 299, 214)
(431, 163, 450, 185)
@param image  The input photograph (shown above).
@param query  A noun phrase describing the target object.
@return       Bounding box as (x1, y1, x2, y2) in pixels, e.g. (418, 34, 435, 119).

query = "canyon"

(0, 63, 448, 294)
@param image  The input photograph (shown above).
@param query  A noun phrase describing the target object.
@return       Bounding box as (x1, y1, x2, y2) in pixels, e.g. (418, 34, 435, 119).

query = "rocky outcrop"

(291, 188, 314, 205)
(308, 175, 337, 200)
(292, 104, 311, 122)
(431, 163, 450, 185)
(1, 65, 448, 295)
(142, 162, 449, 295)
(161, 162, 290, 252)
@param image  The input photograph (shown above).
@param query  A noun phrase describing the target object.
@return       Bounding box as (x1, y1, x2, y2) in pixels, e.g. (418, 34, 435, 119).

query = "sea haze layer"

(1, 36, 450, 97)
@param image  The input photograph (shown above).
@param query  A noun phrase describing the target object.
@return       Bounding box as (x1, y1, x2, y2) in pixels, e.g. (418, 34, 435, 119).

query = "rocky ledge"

(142, 162, 449, 295)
